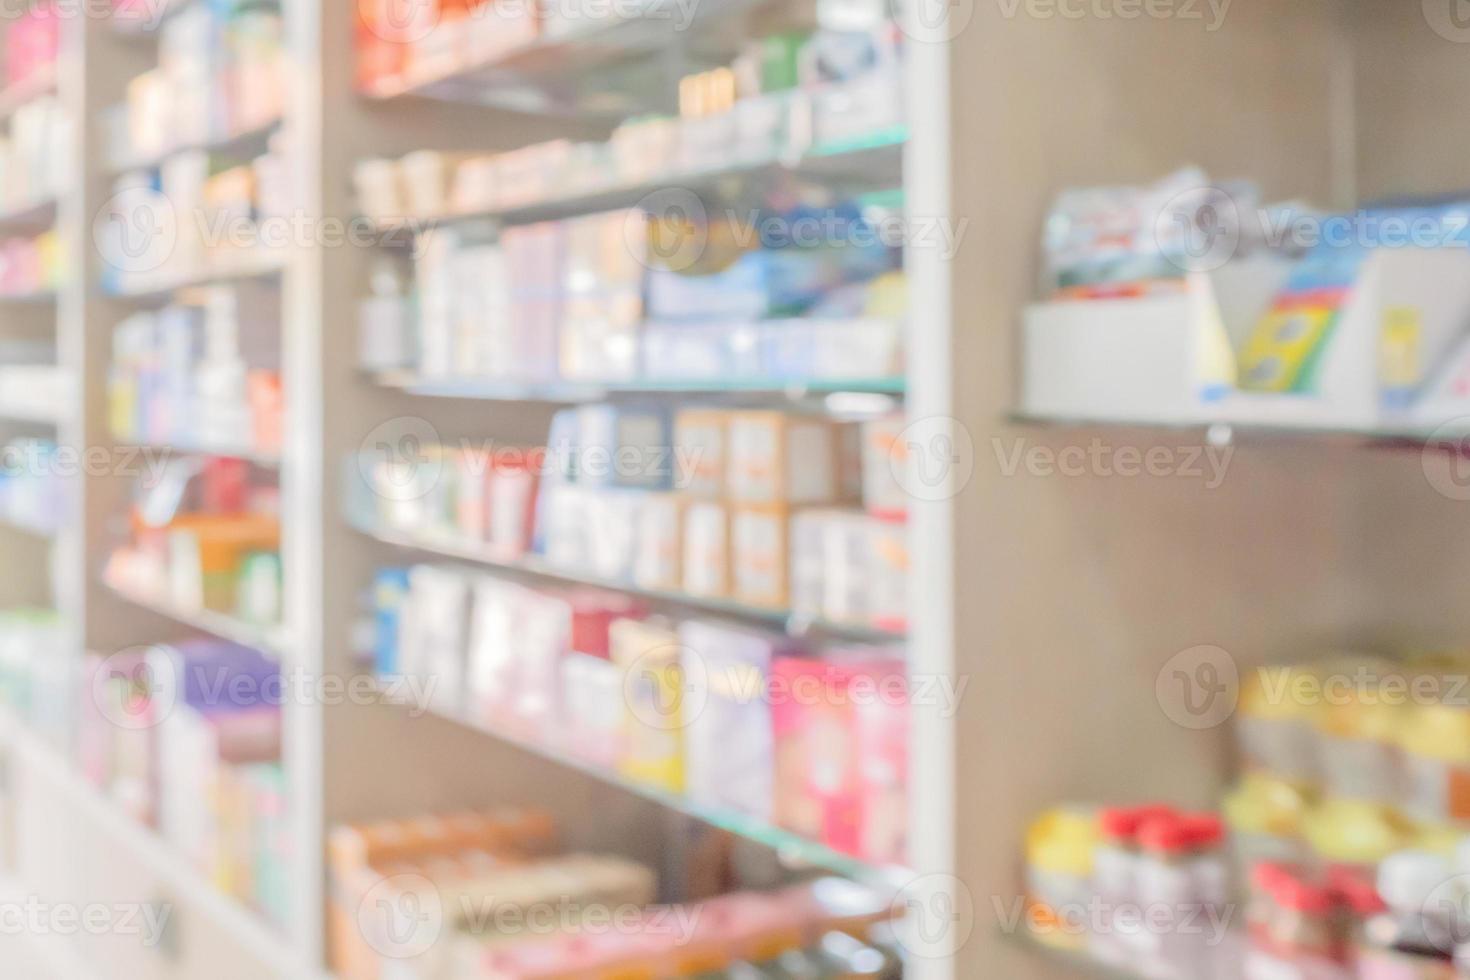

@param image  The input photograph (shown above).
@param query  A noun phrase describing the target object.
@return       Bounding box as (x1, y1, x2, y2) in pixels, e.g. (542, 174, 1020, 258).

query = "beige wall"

(946, 1, 1470, 975)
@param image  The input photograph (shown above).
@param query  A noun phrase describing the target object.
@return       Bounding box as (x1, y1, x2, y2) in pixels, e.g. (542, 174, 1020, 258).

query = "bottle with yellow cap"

(1023, 807, 1098, 951)
(1237, 664, 1322, 786)
(1310, 659, 1407, 810)
(1399, 699, 1470, 828)
(1222, 773, 1314, 869)
(1301, 799, 1412, 875)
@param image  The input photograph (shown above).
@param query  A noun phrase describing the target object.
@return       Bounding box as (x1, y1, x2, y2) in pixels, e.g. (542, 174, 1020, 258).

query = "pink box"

(772, 654, 908, 863)
(7, 4, 59, 88)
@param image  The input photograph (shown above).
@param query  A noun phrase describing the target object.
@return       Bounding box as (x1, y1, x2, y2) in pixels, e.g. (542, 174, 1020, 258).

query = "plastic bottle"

(1178, 811, 1230, 910)
(358, 257, 411, 371)
(1238, 663, 1322, 784)
(1023, 806, 1098, 951)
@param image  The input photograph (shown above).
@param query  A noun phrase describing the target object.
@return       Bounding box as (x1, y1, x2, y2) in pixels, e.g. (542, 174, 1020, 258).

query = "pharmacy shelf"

(0, 514, 57, 539)
(113, 434, 281, 468)
(373, 681, 911, 891)
(0, 196, 57, 232)
(101, 253, 286, 302)
(371, 370, 907, 406)
(1009, 410, 1470, 450)
(101, 576, 288, 658)
(1006, 930, 1250, 980)
(366, 131, 906, 234)
(106, 116, 283, 174)
(0, 399, 61, 424)
(349, 516, 906, 644)
(0, 289, 57, 306)
(0, 65, 57, 120)
(0, 711, 315, 980)
(361, 0, 768, 115)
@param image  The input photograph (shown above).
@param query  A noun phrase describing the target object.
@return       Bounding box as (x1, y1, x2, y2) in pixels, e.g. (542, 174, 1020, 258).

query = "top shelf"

(367, 130, 905, 236)
(361, 0, 780, 116)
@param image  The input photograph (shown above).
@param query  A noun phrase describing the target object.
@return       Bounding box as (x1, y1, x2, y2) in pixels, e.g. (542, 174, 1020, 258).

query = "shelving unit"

(349, 514, 905, 643)
(0, 2, 321, 976)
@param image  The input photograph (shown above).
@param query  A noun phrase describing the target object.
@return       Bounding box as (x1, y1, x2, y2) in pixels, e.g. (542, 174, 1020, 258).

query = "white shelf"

(376, 683, 912, 891)
(111, 434, 281, 468)
(350, 516, 906, 644)
(102, 577, 289, 658)
(102, 253, 285, 302)
(107, 117, 282, 175)
(0, 400, 60, 424)
(366, 132, 905, 233)
(0, 712, 317, 980)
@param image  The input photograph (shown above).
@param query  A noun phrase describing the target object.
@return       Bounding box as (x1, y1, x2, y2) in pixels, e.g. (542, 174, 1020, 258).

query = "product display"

(0, 0, 930, 970)
(80, 640, 290, 928)
(108, 0, 285, 166)
(368, 562, 908, 864)
(96, 132, 291, 295)
(0, 94, 69, 214)
(358, 205, 905, 386)
(0, 608, 66, 732)
(352, 404, 909, 631)
(0, 229, 63, 297)
(1021, 650, 1470, 978)
(329, 805, 899, 979)
(108, 281, 283, 455)
(104, 458, 283, 630)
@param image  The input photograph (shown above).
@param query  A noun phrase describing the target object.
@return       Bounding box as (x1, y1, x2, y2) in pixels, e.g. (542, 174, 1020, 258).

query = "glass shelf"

(367, 133, 906, 236)
(0, 197, 57, 233)
(103, 576, 288, 659)
(0, 399, 61, 424)
(350, 517, 907, 645)
(0, 514, 56, 539)
(371, 370, 906, 409)
(0, 289, 58, 306)
(373, 682, 912, 891)
(113, 435, 281, 469)
(106, 116, 282, 174)
(1007, 928, 1251, 980)
(1010, 411, 1470, 450)
(101, 253, 286, 302)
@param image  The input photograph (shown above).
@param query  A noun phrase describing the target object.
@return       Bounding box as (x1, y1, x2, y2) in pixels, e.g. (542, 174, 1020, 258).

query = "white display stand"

(1020, 247, 1470, 433)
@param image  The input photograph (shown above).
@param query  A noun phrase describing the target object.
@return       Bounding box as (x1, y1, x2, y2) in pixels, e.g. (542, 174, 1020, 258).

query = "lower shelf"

(0, 712, 314, 979)
(375, 680, 912, 893)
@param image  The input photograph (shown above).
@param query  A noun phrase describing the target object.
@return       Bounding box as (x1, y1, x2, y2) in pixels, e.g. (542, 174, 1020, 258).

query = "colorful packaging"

(611, 617, 685, 793)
